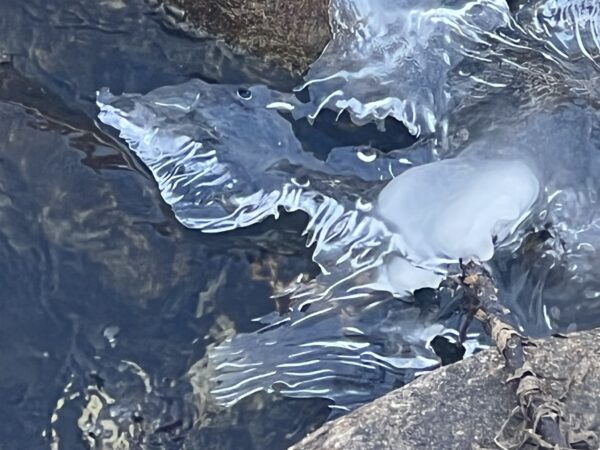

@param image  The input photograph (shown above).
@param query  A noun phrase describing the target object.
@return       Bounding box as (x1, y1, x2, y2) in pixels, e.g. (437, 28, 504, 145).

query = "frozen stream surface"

(98, 0, 600, 415)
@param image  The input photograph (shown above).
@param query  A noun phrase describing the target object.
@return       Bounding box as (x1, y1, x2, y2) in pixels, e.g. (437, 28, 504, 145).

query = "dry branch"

(459, 260, 596, 450)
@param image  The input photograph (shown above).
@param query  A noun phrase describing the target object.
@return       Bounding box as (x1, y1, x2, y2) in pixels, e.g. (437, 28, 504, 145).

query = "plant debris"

(460, 260, 598, 450)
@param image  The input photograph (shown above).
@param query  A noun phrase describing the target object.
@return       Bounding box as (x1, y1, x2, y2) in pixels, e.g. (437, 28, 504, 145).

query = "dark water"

(2, 0, 600, 447)
(0, 1, 377, 448)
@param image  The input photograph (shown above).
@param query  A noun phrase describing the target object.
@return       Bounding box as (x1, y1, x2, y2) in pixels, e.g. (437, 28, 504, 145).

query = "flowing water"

(2, 0, 600, 449)
(0, 1, 340, 448)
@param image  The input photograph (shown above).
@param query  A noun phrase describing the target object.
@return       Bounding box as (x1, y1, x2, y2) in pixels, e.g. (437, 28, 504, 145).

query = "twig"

(458, 260, 596, 450)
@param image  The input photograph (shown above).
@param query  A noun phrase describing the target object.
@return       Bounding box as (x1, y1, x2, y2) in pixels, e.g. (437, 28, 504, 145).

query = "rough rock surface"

(292, 329, 600, 450)
(160, 0, 331, 73)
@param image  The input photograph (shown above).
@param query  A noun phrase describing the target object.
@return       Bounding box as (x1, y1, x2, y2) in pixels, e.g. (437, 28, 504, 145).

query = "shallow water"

(0, 91, 327, 449)
(3, 0, 600, 448)
(0, 1, 341, 448)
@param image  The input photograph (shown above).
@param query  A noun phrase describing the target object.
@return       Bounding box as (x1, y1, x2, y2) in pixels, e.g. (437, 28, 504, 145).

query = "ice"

(375, 157, 540, 294)
(97, 81, 323, 232)
(302, 0, 600, 136)
(378, 158, 539, 264)
(96, 80, 464, 410)
(210, 290, 456, 410)
(96, 0, 600, 413)
(514, 0, 600, 67)
(95, 78, 543, 410)
(301, 0, 512, 135)
(97, 79, 432, 288)
(96, 79, 477, 410)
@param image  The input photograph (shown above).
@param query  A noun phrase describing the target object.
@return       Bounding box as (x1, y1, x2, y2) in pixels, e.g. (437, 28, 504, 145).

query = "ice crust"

(302, 0, 513, 135)
(97, 0, 600, 411)
(376, 158, 540, 294)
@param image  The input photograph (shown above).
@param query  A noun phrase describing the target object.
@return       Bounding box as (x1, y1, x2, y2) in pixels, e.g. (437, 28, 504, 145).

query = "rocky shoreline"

(291, 329, 600, 449)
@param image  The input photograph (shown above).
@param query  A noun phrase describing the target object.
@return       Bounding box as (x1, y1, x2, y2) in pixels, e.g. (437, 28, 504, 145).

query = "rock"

(159, 0, 331, 73)
(291, 329, 600, 450)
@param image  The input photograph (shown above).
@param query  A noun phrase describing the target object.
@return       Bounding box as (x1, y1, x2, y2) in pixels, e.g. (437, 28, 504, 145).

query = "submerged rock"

(157, 0, 331, 73)
(292, 328, 600, 450)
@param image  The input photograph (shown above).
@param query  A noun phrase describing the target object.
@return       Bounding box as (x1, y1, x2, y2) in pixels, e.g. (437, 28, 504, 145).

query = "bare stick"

(459, 260, 591, 449)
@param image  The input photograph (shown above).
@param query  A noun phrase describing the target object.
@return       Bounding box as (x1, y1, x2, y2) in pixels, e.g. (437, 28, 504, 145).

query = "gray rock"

(292, 329, 600, 450)
(159, 0, 331, 73)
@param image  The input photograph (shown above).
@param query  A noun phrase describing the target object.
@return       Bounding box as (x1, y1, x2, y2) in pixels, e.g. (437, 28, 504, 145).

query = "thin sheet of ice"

(301, 0, 512, 135)
(96, 78, 542, 410)
(515, 0, 600, 67)
(96, 79, 434, 290)
(303, 0, 600, 135)
(210, 289, 471, 410)
(97, 79, 539, 296)
(96, 0, 600, 412)
(96, 80, 473, 409)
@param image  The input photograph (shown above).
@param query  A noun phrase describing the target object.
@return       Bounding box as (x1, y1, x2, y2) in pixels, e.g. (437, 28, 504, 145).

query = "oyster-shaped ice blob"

(302, 0, 512, 135)
(375, 158, 540, 294)
(378, 159, 540, 264)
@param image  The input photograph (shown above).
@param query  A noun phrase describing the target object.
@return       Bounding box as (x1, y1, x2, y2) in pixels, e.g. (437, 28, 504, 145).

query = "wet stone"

(292, 329, 600, 450)
(157, 0, 331, 73)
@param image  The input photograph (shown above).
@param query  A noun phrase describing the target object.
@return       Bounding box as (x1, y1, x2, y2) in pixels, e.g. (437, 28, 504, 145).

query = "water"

(0, 1, 336, 449)
(0, 93, 329, 449)
(3, 0, 600, 448)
